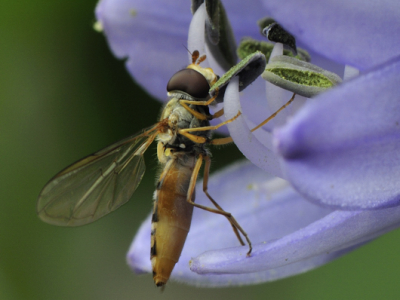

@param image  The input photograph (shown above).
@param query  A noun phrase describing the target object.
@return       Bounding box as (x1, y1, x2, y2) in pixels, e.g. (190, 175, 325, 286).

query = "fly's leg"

(211, 108, 224, 119)
(187, 154, 252, 256)
(208, 93, 295, 140)
(179, 87, 219, 108)
(181, 89, 295, 129)
(203, 156, 254, 250)
(179, 98, 223, 121)
(190, 93, 295, 143)
(179, 110, 241, 136)
(179, 102, 209, 121)
(251, 93, 296, 132)
(177, 131, 208, 144)
(177, 110, 241, 145)
(210, 136, 233, 145)
(178, 87, 220, 120)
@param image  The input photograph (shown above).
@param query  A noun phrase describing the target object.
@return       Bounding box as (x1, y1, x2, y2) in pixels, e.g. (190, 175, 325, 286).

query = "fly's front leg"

(179, 110, 241, 136)
(179, 103, 224, 121)
(251, 93, 296, 132)
(179, 90, 222, 121)
(187, 154, 252, 256)
(179, 101, 209, 121)
(211, 108, 224, 119)
(180, 87, 219, 108)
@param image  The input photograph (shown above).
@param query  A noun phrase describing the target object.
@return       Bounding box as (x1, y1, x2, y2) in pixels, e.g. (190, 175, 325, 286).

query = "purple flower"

(95, 0, 400, 286)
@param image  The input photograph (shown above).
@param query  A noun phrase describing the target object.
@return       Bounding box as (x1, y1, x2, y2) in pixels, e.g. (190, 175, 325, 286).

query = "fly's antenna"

(192, 50, 200, 64)
(197, 53, 206, 65)
(182, 45, 205, 65)
(182, 45, 198, 64)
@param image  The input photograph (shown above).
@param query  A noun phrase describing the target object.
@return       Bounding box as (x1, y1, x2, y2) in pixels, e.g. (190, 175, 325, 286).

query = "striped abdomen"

(151, 155, 195, 287)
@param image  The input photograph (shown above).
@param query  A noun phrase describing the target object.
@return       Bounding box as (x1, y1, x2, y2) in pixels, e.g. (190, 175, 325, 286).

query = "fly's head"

(166, 50, 219, 101)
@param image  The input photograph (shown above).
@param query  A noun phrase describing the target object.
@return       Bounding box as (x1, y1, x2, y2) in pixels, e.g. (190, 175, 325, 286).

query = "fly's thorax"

(160, 98, 197, 129)
(159, 98, 178, 120)
(157, 98, 180, 147)
(157, 98, 211, 154)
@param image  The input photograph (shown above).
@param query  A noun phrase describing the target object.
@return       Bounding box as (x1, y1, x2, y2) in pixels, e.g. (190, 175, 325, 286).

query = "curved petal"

(275, 56, 400, 209)
(262, 0, 400, 70)
(96, 0, 192, 100)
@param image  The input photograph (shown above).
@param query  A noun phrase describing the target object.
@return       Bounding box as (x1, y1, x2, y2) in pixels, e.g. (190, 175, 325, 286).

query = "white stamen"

(266, 43, 293, 127)
(270, 43, 284, 61)
(343, 65, 360, 80)
(224, 77, 284, 179)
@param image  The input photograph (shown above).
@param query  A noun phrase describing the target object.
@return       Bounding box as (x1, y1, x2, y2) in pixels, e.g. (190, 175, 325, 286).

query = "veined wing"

(37, 124, 161, 226)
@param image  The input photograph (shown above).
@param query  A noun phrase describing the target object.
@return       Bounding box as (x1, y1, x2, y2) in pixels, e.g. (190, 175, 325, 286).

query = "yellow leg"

(177, 110, 239, 145)
(203, 156, 253, 253)
(186, 154, 252, 256)
(179, 87, 219, 107)
(210, 136, 233, 145)
(178, 130, 234, 145)
(179, 104, 224, 122)
(178, 130, 208, 144)
(180, 110, 241, 134)
(212, 108, 224, 119)
(177, 111, 240, 144)
(180, 101, 209, 121)
(251, 93, 296, 132)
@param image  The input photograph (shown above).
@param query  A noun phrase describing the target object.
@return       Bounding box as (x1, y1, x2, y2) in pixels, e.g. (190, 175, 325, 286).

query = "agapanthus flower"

(95, 0, 400, 286)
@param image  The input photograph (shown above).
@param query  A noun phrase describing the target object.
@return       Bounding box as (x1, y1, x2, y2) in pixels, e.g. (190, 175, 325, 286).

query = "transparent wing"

(37, 124, 161, 226)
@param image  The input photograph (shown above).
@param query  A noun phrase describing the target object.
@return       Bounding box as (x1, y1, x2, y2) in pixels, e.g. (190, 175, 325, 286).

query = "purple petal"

(262, 0, 400, 70)
(95, 0, 192, 101)
(191, 206, 400, 275)
(275, 56, 400, 209)
(128, 161, 384, 286)
(221, 1, 269, 42)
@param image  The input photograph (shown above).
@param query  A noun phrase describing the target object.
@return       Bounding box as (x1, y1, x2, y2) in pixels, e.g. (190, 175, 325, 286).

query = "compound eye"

(166, 69, 209, 99)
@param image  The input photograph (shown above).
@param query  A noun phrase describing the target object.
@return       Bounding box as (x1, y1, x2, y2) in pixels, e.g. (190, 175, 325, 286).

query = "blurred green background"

(2, 1, 400, 299)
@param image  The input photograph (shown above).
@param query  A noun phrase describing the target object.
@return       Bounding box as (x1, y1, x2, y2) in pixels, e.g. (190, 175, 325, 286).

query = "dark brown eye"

(166, 69, 209, 99)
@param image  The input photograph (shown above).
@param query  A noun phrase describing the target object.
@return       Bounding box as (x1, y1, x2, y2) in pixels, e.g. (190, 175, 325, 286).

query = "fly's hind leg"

(187, 154, 252, 256)
(203, 156, 253, 249)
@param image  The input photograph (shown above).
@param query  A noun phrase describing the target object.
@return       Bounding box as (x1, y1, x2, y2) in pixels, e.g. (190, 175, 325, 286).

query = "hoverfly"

(37, 50, 252, 287)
